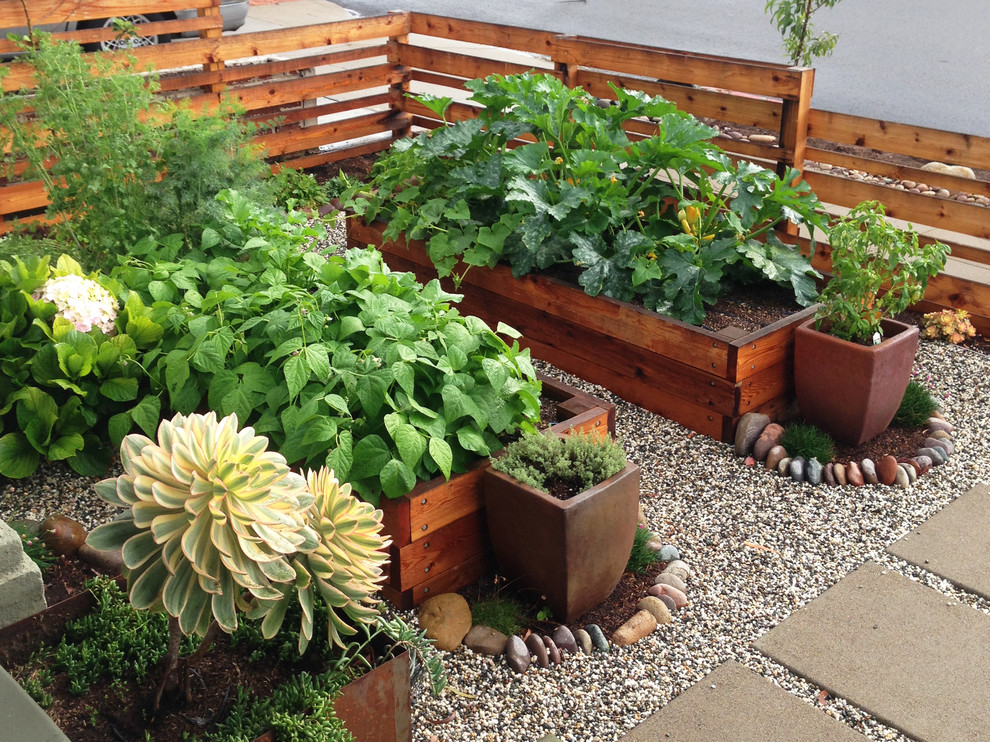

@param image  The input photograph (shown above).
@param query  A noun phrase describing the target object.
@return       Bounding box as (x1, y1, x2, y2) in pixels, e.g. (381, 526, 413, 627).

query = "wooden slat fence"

(2, 6, 989, 330)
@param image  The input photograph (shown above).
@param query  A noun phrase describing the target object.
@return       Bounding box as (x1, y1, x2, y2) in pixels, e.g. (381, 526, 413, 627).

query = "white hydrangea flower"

(39, 274, 118, 335)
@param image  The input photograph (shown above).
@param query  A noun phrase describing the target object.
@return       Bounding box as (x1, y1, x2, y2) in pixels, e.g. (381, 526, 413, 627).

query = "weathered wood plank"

(256, 110, 409, 157)
(183, 63, 399, 116)
(390, 511, 488, 591)
(409, 13, 558, 57)
(156, 43, 388, 92)
(399, 43, 536, 82)
(730, 305, 817, 382)
(524, 335, 728, 440)
(273, 137, 392, 170)
(381, 550, 492, 610)
(805, 148, 990, 200)
(808, 109, 990, 171)
(0, 0, 216, 26)
(804, 171, 990, 240)
(576, 70, 784, 131)
(553, 37, 807, 99)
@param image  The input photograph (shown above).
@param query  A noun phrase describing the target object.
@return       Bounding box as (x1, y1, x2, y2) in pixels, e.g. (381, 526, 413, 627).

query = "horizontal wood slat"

(805, 171, 990, 240)
(399, 43, 537, 82)
(0, 0, 217, 27)
(576, 69, 784, 131)
(553, 36, 807, 99)
(408, 13, 558, 56)
(808, 109, 990, 171)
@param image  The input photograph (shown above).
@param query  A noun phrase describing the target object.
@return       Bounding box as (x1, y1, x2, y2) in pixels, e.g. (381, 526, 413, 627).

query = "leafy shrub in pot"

(795, 201, 950, 444)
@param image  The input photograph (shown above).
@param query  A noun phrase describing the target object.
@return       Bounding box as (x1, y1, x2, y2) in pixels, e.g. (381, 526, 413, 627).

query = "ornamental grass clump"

(779, 423, 835, 463)
(892, 380, 938, 428)
(491, 429, 626, 497)
(87, 411, 390, 708)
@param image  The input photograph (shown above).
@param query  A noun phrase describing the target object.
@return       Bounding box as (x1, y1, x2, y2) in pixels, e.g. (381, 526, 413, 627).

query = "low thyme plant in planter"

(483, 430, 640, 623)
(794, 201, 950, 444)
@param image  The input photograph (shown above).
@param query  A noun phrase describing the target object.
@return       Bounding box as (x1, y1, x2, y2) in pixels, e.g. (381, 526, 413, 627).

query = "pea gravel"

(2, 323, 986, 742)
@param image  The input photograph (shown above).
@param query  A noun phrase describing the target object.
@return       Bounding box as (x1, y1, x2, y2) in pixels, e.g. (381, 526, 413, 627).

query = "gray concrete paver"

(619, 660, 866, 742)
(887, 483, 990, 600)
(754, 561, 990, 742)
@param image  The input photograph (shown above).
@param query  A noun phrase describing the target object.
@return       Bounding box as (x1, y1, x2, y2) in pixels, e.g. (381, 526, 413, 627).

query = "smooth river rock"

(573, 628, 593, 655)
(613, 610, 659, 646)
(551, 625, 578, 654)
(585, 623, 609, 653)
(860, 458, 879, 485)
(735, 412, 770, 457)
(752, 423, 785, 461)
(464, 625, 508, 656)
(504, 635, 531, 673)
(833, 463, 847, 486)
(636, 596, 673, 625)
(765, 445, 788, 472)
(845, 461, 864, 486)
(526, 633, 550, 668)
(805, 457, 823, 486)
(788, 456, 806, 482)
(654, 573, 687, 592)
(417, 593, 473, 651)
(542, 635, 563, 666)
(876, 455, 900, 485)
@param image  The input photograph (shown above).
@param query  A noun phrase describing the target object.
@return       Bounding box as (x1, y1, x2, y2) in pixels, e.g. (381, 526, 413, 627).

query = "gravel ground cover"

(2, 221, 987, 740)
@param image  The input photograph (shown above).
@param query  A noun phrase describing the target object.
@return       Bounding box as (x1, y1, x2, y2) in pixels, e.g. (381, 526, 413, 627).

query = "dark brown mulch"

(574, 561, 667, 636)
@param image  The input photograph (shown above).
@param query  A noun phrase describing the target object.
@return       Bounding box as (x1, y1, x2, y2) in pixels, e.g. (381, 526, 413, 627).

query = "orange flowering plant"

(922, 308, 977, 344)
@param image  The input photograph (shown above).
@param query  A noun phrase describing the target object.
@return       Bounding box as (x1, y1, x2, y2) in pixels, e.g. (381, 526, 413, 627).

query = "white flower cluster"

(39, 274, 118, 334)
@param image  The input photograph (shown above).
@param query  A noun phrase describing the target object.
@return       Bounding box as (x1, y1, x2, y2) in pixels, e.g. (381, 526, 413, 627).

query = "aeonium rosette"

(37, 272, 118, 335)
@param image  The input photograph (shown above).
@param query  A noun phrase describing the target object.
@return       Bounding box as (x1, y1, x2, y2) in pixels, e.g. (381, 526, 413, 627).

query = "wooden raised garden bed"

(377, 373, 615, 610)
(349, 219, 816, 443)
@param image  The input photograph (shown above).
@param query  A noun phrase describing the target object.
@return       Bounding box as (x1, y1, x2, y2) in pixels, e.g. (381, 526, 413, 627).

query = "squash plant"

(344, 72, 827, 325)
(0, 255, 163, 478)
(115, 191, 541, 503)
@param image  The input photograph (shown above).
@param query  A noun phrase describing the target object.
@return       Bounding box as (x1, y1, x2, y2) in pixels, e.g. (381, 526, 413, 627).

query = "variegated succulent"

(251, 467, 391, 652)
(88, 411, 391, 645)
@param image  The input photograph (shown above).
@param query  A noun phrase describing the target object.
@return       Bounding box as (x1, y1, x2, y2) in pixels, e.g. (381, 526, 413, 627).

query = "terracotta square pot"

(794, 317, 919, 445)
(482, 462, 641, 623)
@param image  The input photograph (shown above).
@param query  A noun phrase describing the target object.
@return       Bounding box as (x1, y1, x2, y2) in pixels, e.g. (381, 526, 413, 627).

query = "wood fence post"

(777, 66, 814, 238)
(550, 35, 578, 87)
(387, 10, 412, 140)
(198, 0, 225, 95)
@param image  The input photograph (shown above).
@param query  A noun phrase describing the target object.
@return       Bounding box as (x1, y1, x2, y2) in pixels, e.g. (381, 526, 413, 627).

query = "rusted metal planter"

(794, 317, 919, 445)
(348, 218, 816, 442)
(377, 373, 616, 610)
(482, 462, 641, 623)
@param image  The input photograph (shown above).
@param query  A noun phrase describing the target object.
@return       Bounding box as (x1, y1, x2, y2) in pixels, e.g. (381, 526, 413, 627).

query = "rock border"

(733, 411, 957, 488)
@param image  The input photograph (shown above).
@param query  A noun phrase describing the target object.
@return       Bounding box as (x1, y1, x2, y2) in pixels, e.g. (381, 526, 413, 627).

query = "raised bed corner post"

(387, 11, 412, 141)
(776, 65, 814, 238)
(198, 0, 226, 95)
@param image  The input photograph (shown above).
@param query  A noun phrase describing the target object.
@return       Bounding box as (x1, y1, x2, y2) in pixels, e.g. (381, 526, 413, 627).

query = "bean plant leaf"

(428, 437, 453, 479)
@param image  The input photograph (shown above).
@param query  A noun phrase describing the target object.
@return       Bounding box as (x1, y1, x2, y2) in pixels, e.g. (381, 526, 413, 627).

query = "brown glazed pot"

(482, 462, 641, 623)
(794, 317, 919, 445)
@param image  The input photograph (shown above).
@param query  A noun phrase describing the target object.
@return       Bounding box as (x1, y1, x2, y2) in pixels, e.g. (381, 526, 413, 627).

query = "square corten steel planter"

(482, 462, 641, 623)
(794, 317, 920, 445)
(377, 373, 616, 610)
(348, 219, 816, 442)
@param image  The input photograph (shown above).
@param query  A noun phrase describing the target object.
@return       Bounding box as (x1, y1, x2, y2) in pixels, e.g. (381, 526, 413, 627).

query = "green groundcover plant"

(344, 71, 827, 325)
(113, 191, 541, 502)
